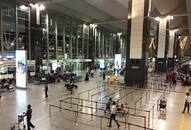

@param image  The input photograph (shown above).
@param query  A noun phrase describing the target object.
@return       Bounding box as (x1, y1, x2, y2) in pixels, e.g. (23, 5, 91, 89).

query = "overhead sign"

(16, 50, 27, 88)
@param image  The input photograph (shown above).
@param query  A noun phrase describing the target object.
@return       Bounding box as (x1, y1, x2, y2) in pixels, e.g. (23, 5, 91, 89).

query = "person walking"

(108, 101, 120, 128)
(182, 92, 191, 113)
(25, 104, 35, 130)
(104, 98, 112, 113)
(45, 83, 48, 98)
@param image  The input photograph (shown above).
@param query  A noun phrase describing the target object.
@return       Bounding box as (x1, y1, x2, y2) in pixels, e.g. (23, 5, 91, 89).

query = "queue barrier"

(78, 85, 104, 99)
(60, 97, 155, 127)
(49, 104, 155, 130)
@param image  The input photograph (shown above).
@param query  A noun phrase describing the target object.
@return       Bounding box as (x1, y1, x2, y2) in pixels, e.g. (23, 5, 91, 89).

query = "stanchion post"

(100, 117, 102, 130)
(152, 105, 154, 127)
(73, 111, 78, 125)
(91, 107, 93, 121)
(88, 90, 90, 99)
(148, 111, 150, 128)
(96, 101, 98, 113)
(80, 99, 83, 111)
(131, 91, 133, 100)
(157, 99, 159, 111)
(134, 102, 136, 114)
(144, 116, 146, 130)
(146, 92, 148, 102)
(125, 95, 128, 105)
(125, 115, 127, 128)
(128, 123, 130, 130)
(77, 104, 79, 117)
(127, 107, 130, 115)
(60, 100, 62, 112)
(70, 97, 72, 108)
(91, 95, 93, 106)
(148, 90, 150, 101)
(49, 105, 51, 117)
(140, 97, 142, 108)
(78, 93, 80, 103)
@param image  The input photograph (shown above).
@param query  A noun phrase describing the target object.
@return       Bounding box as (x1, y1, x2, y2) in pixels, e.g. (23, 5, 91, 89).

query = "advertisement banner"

(16, 50, 27, 88)
(115, 54, 122, 70)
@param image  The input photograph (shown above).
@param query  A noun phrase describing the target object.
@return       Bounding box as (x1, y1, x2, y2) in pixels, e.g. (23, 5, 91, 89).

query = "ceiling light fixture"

(20, 5, 28, 10)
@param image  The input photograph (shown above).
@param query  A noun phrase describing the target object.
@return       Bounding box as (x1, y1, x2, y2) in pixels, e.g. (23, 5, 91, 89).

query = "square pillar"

(155, 18, 170, 72)
(125, 0, 150, 86)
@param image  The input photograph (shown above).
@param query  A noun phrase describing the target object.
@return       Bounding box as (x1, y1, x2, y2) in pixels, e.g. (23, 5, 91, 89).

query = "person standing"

(25, 104, 35, 130)
(182, 92, 191, 113)
(108, 101, 120, 128)
(103, 72, 106, 81)
(45, 83, 48, 98)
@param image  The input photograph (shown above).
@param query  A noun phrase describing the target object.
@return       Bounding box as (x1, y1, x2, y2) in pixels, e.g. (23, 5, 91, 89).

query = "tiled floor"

(0, 70, 191, 130)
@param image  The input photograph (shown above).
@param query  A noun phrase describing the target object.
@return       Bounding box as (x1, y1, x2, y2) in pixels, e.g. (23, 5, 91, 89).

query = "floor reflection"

(16, 89, 27, 114)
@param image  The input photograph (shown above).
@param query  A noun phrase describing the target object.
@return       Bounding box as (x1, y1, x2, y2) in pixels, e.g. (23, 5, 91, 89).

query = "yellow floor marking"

(179, 114, 185, 130)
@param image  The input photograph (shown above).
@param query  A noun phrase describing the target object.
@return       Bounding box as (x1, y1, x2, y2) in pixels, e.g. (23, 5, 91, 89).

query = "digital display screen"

(16, 50, 27, 88)
(115, 54, 122, 69)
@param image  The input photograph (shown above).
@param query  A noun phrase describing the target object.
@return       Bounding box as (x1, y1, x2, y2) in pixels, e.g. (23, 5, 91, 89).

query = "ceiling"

(33, 0, 190, 35)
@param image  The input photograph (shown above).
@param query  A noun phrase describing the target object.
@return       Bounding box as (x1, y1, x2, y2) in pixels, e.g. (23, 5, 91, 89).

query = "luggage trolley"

(10, 113, 26, 130)
(159, 99, 167, 114)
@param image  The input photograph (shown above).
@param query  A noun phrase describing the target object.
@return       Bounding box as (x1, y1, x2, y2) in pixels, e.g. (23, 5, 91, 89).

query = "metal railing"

(91, 87, 110, 104)
(78, 85, 104, 99)
(60, 97, 155, 127)
(59, 98, 147, 126)
(102, 88, 124, 100)
(134, 90, 150, 110)
(49, 104, 155, 130)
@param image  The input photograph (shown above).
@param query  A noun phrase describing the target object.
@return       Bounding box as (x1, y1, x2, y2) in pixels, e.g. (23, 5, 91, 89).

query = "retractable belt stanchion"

(91, 107, 93, 121)
(80, 99, 83, 111)
(100, 117, 102, 130)
(49, 105, 51, 117)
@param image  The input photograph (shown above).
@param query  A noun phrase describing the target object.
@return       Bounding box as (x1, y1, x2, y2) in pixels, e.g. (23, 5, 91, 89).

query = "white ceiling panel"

(83, 0, 128, 19)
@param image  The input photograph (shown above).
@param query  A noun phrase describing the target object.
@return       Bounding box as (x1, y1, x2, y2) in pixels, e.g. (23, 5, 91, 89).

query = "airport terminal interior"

(0, 0, 191, 130)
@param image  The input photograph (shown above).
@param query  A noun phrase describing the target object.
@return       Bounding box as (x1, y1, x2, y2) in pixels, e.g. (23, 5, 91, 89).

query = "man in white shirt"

(182, 92, 191, 113)
(108, 101, 120, 128)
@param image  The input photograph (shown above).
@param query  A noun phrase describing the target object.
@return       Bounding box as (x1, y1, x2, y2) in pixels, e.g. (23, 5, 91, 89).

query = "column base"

(155, 58, 167, 72)
(167, 58, 174, 70)
(124, 59, 147, 87)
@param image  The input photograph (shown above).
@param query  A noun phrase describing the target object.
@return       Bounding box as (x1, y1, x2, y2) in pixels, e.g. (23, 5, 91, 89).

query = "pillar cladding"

(155, 19, 169, 72)
(125, 0, 150, 86)
(167, 31, 175, 69)
(30, 7, 43, 73)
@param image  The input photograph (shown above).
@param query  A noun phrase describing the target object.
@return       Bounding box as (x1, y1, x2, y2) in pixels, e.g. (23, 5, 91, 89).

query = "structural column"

(31, 6, 43, 74)
(155, 18, 169, 72)
(46, 13, 50, 71)
(167, 30, 175, 69)
(125, 0, 150, 86)
(0, 0, 4, 59)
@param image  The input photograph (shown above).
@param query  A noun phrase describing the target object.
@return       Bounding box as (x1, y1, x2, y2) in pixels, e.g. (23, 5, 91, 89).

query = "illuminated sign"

(16, 50, 27, 88)
(100, 60, 105, 69)
(115, 54, 122, 70)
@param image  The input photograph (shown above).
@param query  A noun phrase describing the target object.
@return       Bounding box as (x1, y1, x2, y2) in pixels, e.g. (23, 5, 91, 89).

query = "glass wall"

(0, 1, 126, 71)
(1, 0, 16, 60)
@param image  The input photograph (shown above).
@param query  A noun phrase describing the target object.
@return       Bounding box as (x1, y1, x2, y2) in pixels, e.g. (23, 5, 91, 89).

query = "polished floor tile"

(0, 71, 191, 130)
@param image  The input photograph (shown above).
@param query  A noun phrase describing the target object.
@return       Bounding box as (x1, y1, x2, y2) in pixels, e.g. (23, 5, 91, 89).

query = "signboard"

(16, 50, 27, 88)
(99, 59, 105, 69)
(52, 62, 61, 71)
(115, 54, 122, 70)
